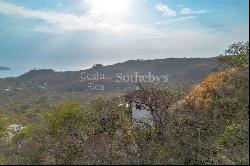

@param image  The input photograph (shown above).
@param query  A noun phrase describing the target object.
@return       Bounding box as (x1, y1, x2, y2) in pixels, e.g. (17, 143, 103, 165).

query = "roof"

(8, 124, 21, 128)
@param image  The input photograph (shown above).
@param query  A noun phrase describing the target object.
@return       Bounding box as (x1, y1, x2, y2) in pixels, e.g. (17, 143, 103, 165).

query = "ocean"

(0, 66, 31, 78)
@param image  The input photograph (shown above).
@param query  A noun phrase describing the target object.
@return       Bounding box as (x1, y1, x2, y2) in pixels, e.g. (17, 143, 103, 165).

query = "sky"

(0, 0, 249, 72)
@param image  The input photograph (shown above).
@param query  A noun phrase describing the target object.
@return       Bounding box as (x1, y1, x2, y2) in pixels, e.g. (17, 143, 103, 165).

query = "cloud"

(0, 2, 208, 39)
(155, 3, 176, 17)
(55, 3, 63, 7)
(155, 3, 206, 17)
(85, 0, 132, 17)
(156, 16, 197, 25)
(0, 1, 248, 61)
(180, 7, 207, 15)
(0, 2, 163, 38)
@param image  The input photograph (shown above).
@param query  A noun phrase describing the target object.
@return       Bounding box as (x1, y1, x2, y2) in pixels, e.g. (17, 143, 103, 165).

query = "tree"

(92, 64, 104, 70)
(218, 41, 249, 68)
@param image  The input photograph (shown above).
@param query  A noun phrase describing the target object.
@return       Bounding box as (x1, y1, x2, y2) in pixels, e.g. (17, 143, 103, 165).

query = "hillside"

(0, 58, 217, 93)
(0, 43, 249, 164)
(168, 67, 249, 164)
(0, 65, 247, 165)
(0, 58, 218, 114)
(0, 0, 248, 164)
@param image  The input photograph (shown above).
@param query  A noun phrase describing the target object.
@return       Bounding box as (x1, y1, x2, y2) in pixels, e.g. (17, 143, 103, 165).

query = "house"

(38, 85, 46, 89)
(131, 101, 154, 128)
(118, 95, 154, 128)
(7, 124, 22, 132)
(5, 124, 25, 143)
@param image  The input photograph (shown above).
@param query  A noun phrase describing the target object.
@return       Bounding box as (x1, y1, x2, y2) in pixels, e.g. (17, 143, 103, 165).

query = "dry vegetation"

(0, 42, 249, 165)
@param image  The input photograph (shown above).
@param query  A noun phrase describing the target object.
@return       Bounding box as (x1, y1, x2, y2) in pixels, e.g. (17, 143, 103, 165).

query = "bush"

(218, 122, 243, 146)
(218, 41, 249, 68)
(0, 119, 5, 138)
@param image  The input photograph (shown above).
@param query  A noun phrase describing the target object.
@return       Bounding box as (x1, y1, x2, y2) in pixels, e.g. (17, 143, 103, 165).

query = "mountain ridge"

(0, 57, 218, 92)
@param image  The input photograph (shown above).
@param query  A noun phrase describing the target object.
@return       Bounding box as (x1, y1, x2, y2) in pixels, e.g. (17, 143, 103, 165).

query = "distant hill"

(0, 58, 218, 92)
(0, 57, 219, 114)
(0, 66, 10, 70)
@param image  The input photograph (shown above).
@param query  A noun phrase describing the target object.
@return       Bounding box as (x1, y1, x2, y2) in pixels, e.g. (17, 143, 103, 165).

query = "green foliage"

(13, 125, 39, 144)
(218, 122, 243, 147)
(218, 54, 249, 68)
(0, 155, 6, 165)
(218, 41, 249, 68)
(10, 69, 248, 164)
(0, 119, 5, 138)
(134, 127, 157, 142)
(0, 44, 249, 164)
(45, 103, 95, 136)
